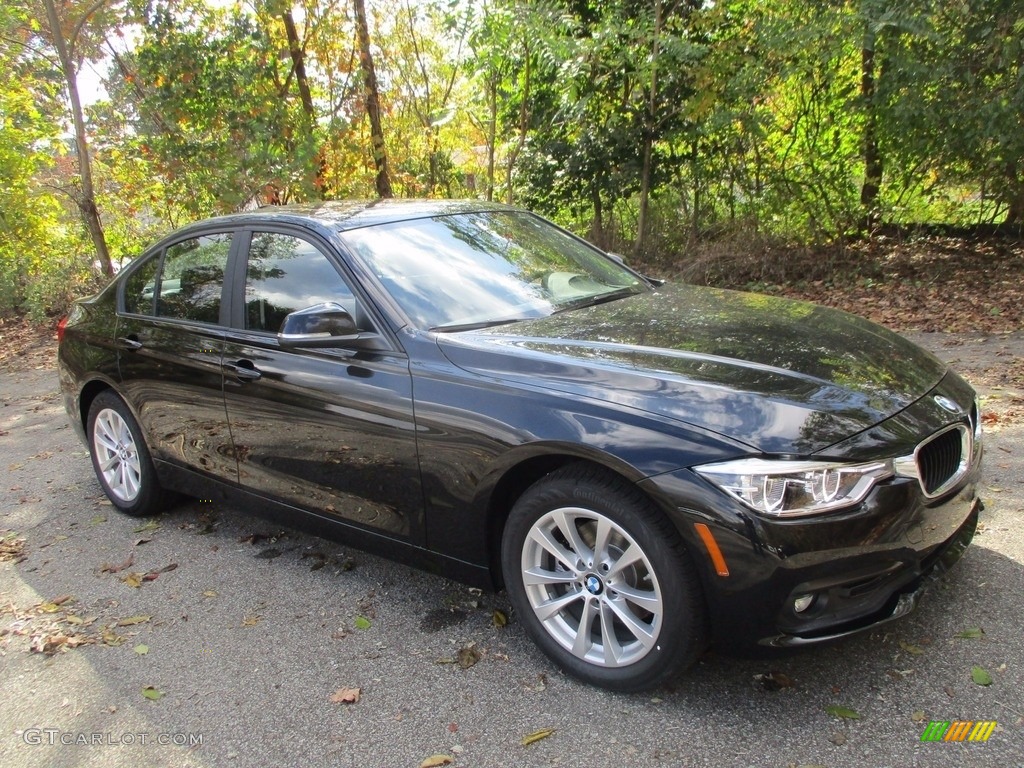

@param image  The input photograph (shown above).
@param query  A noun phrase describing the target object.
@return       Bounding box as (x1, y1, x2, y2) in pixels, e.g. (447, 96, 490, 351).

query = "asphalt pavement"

(1, 333, 1022, 768)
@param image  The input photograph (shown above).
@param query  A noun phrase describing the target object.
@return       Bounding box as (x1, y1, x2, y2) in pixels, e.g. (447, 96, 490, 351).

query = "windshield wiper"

(430, 317, 533, 333)
(553, 286, 641, 314)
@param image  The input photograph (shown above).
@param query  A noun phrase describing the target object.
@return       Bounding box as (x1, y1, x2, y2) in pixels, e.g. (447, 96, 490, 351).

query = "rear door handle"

(116, 337, 142, 351)
(224, 361, 262, 382)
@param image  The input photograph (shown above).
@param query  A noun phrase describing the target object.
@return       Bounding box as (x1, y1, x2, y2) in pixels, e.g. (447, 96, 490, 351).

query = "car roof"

(179, 199, 521, 235)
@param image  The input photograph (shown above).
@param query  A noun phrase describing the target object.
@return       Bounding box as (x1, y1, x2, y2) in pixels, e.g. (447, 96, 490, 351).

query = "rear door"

(220, 227, 424, 542)
(117, 231, 237, 483)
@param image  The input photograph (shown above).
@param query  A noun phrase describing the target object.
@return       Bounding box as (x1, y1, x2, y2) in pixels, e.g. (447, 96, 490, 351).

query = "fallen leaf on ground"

(329, 686, 361, 704)
(521, 728, 556, 746)
(899, 641, 925, 655)
(100, 554, 134, 573)
(142, 563, 178, 581)
(492, 609, 507, 628)
(117, 615, 151, 626)
(826, 705, 861, 720)
(419, 755, 452, 768)
(101, 627, 123, 646)
(956, 627, 984, 639)
(354, 615, 371, 630)
(242, 615, 261, 627)
(37, 595, 74, 612)
(754, 671, 794, 691)
(141, 686, 164, 700)
(134, 644, 149, 655)
(30, 630, 90, 654)
(971, 666, 993, 686)
(457, 645, 481, 669)
(120, 573, 143, 588)
(911, 710, 926, 722)
(133, 520, 160, 533)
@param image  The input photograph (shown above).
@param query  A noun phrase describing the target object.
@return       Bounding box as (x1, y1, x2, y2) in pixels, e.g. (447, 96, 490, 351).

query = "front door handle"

(116, 336, 142, 351)
(224, 361, 262, 382)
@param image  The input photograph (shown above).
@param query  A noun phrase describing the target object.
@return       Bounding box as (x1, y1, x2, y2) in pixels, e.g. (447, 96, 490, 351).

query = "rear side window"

(155, 233, 232, 324)
(244, 232, 354, 333)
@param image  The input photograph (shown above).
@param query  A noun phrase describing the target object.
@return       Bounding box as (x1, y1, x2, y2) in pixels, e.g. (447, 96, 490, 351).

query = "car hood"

(436, 283, 947, 455)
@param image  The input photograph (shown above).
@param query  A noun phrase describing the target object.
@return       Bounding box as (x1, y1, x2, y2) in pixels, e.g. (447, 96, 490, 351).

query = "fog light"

(793, 594, 815, 613)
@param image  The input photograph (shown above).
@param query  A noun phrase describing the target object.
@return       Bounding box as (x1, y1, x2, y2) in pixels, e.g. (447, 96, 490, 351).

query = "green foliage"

(3, 0, 1023, 321)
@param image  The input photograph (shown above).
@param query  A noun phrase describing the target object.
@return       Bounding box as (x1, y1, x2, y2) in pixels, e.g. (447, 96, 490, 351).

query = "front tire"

(87, 391, 164, 518)
(501, 464, 708, 692)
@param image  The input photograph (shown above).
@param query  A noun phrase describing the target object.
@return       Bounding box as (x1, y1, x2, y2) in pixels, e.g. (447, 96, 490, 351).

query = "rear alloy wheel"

(502, 464, 707, 692)
(87, 391, 164, 517)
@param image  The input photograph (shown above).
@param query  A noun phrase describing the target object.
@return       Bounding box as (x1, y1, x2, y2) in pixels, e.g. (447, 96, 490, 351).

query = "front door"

(221, 229, 423, 542)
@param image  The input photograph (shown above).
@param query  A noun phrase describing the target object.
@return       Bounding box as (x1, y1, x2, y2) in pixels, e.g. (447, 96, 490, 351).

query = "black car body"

(58, 200, 982, 691)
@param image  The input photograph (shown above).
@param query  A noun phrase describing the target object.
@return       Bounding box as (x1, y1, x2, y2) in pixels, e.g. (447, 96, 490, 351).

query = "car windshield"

(337, 211, 648, 331)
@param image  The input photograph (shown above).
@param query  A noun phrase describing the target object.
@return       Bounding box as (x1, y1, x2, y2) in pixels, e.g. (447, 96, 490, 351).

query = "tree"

(353, 0, 393, 198)
(40, 0, 114, 275)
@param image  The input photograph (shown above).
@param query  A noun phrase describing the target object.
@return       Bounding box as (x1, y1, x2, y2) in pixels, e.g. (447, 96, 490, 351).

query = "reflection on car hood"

(436, 283, 947, 455)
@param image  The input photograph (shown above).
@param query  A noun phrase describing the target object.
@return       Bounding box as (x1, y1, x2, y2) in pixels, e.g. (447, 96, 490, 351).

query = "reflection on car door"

(117, 231, 237, 483)
(221, 229, 424, 542)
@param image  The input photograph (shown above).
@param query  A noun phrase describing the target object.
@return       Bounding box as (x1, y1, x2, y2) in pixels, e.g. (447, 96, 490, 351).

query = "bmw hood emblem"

(933, 395, 960, 414)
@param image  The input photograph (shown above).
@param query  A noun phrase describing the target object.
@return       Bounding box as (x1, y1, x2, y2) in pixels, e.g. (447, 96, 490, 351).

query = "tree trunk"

(42, 0, 113, 277)
(282, 9, 328, 198)
(486, 76, 497, 202)
(634, 0, 663, 257)
(860, 26, 883, 228)
(505, 42, 531, 205)
(353, 0, 393, 199)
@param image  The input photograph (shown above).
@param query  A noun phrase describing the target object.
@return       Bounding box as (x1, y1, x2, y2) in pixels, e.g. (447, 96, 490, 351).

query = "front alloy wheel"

(521, 506, 663, 668)
(502, 464, 707, 691)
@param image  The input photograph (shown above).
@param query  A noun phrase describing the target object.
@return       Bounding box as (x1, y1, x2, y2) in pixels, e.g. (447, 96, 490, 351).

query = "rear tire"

(87, 391, 164, 518)
(501, 464, 708, 691)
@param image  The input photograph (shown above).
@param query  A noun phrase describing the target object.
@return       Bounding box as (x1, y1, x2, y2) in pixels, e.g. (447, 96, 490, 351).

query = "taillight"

(56, 316, 68, 342)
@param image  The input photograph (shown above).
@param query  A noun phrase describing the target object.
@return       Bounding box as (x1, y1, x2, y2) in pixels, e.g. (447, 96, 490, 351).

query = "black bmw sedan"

(58, 200, 983, 691)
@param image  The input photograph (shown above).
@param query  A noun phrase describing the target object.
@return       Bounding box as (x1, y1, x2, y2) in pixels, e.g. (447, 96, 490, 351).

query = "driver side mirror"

(278, 302, 361, 348)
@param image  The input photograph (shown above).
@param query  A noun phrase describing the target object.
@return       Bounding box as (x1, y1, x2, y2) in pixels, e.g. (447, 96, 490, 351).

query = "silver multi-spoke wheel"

(92, 407, 142, 502)
(521, 506, 663, 668)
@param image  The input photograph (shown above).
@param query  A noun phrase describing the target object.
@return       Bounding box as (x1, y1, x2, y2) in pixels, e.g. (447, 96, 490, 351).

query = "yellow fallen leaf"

(202, 590, 217, 598)
(242, 615, 261, 627)
(521, 727, 556, 746)
(419, 755, 453, 768)
(492, 609, 508, 628)
(118, 615, 152, 626)
(121, 573, 143, 588)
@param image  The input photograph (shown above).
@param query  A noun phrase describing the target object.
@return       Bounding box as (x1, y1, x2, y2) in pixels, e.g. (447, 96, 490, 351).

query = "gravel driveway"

(1, 333, 1022, 768)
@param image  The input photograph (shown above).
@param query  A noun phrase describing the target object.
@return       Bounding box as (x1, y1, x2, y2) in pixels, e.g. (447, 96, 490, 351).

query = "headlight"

(695, 458, 894, 517)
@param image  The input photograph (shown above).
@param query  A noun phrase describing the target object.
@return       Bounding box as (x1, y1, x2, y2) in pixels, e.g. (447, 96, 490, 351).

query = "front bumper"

(758, 498, 979, 647)
(638, 372, 983, 651)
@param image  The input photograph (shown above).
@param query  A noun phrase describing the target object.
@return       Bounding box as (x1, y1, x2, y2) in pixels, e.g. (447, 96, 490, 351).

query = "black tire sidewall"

(502, 467, 706, 692)
(86, 391, 162, 518)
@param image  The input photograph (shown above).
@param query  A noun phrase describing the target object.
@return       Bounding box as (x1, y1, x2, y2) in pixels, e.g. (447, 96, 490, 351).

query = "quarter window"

(244, 233, 355, 333)
(156, 233, 232, 324)
(123, 255, 160, 315)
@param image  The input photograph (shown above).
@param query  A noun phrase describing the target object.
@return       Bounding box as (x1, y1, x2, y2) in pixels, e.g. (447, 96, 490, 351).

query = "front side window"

(244, 232, 355, 334)
(337, 211, 646, 331)
(155, 233, 232, 324)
